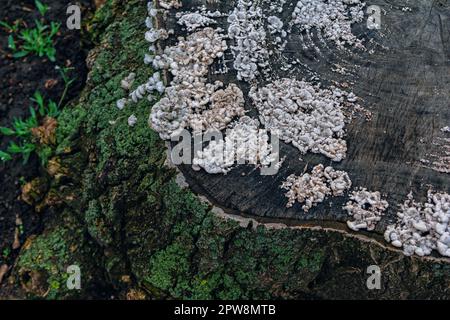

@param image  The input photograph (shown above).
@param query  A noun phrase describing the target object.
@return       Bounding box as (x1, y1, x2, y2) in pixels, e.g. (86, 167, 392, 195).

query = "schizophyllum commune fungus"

(147, 0, 363, 166)
(145, 0, 360, 187)
(291, 0, 366, 49)
(149, 27, 246, 139)
(385, 191, 450, 257)
(344, 188, 389, 231)
(227, 0, 270, 82)
(177, 12, 217, 31)
(159, 0, 182, 10)
(192, 116, 279, 174)
(281, 164, 352, 211)
(250, 78, 356, 162)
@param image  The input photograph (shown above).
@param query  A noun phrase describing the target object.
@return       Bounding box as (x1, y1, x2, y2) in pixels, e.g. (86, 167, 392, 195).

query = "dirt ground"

(0, 0, 94, 269)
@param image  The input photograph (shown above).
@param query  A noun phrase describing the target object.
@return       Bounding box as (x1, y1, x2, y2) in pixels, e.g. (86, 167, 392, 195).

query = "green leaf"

(35, 0, 49, 17)
(7, 35, 16, 50)
(11, 117, 33, 137)
(7, 142, 22, 154)
(34, 19, 47, 32)
(22, 144, 36, 164)
(0, 21, 13, 31)
(19, 29, 30, 41)
(47, 49, 56, 62)
(50, 22, 60, 36)
(29, 106, 37, 120)
(0, 127, 15, 136)
(12, 51, 29, 59)
(29, 116, 38, 128)
(13, 118, 25, 131)
(32, 91, 45, 116)
(47, 100, 59, 117)
(23, 143, 36, 153)
(0, 21, 9, 29)
(22, 152, 31, 164)
(37, 146, 52, 166)
(0, 151, 12, 162)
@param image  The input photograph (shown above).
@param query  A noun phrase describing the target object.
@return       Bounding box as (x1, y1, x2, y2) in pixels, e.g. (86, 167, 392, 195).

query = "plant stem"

(58, 82, 70, 108)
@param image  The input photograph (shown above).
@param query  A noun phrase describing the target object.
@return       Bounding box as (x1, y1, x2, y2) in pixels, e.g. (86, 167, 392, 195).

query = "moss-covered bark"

(4, 0, 449, 300)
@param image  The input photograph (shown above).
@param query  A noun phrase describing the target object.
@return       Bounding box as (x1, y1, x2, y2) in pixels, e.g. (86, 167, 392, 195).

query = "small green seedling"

(31, 91, 60, 118)
(13, 20, 60, 61)
(2, 247, 11, 259)
(0, 1, 60, 62)
(8, 35, 16, 50)
(35, 0, 49, 17)
(0, 92, 60, 165)
(57, 66, 76, 107)
(0, 21, 20, 33)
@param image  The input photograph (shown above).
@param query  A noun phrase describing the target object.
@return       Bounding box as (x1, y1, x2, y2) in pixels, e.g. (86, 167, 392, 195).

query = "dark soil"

(0, 0, 94, 269)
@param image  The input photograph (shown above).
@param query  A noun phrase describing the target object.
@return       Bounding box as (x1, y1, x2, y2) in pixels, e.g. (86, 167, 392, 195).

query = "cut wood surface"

(160, 0, 450, 235)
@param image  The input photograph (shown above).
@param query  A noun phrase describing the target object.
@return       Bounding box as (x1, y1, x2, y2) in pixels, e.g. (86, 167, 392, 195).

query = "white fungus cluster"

(188, 84, 246, 133)
(150, 27, 245, 139)
(193, 117, 278, 174)
(344, 188, 389, 231)
(227, 0, 270, 82)
(291, 0, 365, 48)
(267, 15, 288, 51)
(250, 78, 355, 162)
(145, 28, 169, 43)
(128, 114, 138, 127)
(159, 0, 182, 10)
(281, 164, 352, 211)
(176, 6, 227, 20)
(384, 191, 450, 257)
(116, 98, 127, 110)
(113, 1, 161, 121)
(123, 2, 167, 106)
(267, 16, 284, 33)
(121, 73, 136, 91)
(177, 12, 217, 31)
(263, 0, 288, 14)
(268, 16, 285, 34)
(130, 72, 165, 103)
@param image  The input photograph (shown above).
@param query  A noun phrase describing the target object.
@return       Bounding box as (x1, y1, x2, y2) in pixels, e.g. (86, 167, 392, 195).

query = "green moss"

(87, 0, 116, 42)
(297, 251, 325, 272)
(55, 105, 87, 154)
(16, 225, 78, 299)
(135, 190, 329, 299)
(85, 199, 114, 246)
(145, 242, 191, 294)
(432, 263, 450, 278)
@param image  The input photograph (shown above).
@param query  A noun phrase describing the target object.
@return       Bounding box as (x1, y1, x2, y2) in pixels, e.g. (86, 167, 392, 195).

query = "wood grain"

(160, 0, 450, 235)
